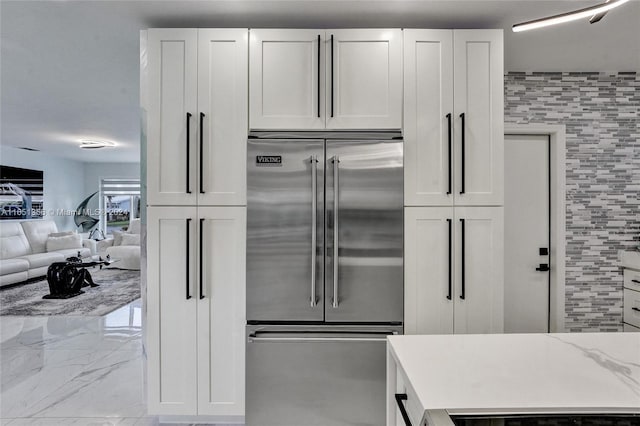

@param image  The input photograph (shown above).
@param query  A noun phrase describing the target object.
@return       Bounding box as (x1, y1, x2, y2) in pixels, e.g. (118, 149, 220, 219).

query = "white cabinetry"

(148, 29, 247, 206)
(147, 206, 246, 416)
(405, 207, 503, 335)
(623, 268, 640, 330)
(404, 29, 503, 207)
(249, 29, 402, 130)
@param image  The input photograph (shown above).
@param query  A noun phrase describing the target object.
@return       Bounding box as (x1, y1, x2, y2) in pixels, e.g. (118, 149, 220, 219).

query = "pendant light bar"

(512, 0, 629, 32)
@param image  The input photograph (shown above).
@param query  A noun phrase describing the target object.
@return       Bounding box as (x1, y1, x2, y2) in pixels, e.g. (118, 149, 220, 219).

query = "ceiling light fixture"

(512, 0, 630, 32)
(79, 139, 117, 149)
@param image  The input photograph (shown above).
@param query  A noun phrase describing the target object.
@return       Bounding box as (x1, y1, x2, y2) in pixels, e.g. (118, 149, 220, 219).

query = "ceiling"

(1, 0, 639, 163)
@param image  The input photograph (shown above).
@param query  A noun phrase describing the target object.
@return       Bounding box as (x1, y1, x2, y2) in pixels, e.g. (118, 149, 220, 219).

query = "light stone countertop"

(388, 332, 640, 415)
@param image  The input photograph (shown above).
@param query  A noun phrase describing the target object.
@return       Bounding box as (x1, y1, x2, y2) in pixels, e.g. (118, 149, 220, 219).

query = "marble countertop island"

(387, 333, 640, 424)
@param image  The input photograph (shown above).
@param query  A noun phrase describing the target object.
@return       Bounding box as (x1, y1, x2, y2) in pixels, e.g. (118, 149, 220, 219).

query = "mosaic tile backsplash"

(504, 72, 640, 332)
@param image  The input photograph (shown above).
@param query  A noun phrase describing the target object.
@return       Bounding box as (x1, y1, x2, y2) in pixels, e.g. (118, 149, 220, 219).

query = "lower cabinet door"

(196, 207, 246, 416)
(147, 206, 199, 415)
(454, 207, 504, 334)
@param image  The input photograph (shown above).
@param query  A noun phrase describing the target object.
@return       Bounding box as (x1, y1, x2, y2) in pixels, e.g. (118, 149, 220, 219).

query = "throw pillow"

(112, 230, 124, 246)
(120, 233, 140, 246)
(46, 234, 83, 252)
(128, 218, 141, 235)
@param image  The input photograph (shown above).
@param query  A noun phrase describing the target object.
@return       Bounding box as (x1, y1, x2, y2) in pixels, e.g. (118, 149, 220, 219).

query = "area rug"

(0, 268, 140, 316)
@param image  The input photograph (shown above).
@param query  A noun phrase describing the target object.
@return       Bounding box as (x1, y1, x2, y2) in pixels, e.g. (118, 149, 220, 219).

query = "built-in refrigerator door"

(247, 139, 325, 322)
(325, 139, 404, 323)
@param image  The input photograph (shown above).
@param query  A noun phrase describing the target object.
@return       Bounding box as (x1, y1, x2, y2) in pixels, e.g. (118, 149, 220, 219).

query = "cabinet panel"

(454, 207, 504, 334)
(147, 29, 198, 206)
(405, 207, 454, 335)
(404, 30, 454, 206)
(250, 29, 324, 129)
(197, 207, 246, 415)
(147, 206, 198, 415)
(197, 30, 248, 205)
(453, 30, 503, 206)
(327, 29, 402, 129)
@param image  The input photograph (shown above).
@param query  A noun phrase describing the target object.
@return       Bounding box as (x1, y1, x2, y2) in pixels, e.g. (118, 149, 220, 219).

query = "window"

(100, 178, 140, 235)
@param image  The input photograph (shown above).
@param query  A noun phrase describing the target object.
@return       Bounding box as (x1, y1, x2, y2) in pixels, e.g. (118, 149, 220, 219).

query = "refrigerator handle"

(310, 155, 318, 307)
(332, 155, 340, 308)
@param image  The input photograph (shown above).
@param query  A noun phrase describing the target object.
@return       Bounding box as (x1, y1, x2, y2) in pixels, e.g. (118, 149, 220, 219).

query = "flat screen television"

(0, 165, 44, 220)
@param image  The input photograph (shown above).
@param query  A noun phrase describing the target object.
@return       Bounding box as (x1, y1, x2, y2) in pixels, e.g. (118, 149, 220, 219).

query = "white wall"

(1, 146, 85, 231)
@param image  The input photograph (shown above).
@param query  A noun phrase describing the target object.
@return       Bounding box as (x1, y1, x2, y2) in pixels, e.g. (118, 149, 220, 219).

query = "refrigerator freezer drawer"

(246, 324, 403, 426)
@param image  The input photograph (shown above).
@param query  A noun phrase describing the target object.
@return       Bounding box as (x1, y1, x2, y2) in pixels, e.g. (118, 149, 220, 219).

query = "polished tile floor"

(0, 299, 155, 425)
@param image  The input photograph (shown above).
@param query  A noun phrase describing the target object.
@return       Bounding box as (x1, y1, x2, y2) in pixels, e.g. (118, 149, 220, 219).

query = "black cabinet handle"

(330, 34, 334, 118)
(460, 218, 465, 300)
(536, 263, 550, 272)
(632, 307, 640, 312)
(199, 218, 205, 299)
(459, 113, 465, 194)
(446, 113, 452, 195)
(317, 34, 321, 118)
(447, 218, 452, 300)
(632, 279, 640, 284)
(186, 218, 192, 300)
(395, 394, 413, 426)
(186, 113, 192, 194)
(199, 112, 205, 194)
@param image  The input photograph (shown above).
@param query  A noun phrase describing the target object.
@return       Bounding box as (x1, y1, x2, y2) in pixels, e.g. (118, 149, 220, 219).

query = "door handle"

(185, 218, 192, 300)
(536, 263, 550, 272)
(395, 394, 413, 426)
(310, 155, 318, 307)
(332, 155, 340, 308)
(199, 218, 205, 299)
(446, 113, 452, 195)
(447, 218, 452, 300)
(460, 218, 465, 300)
(459, 112, 465, 195)
(186, 112, 192, 194)
(330, 34, 334, 118)
(317, 34, 321, 118)
(199, 112, 205, 194)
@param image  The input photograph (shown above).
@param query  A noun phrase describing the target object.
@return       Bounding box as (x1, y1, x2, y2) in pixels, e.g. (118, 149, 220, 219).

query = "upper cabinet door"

(453, 30, 504, 206)
(198, 29, 248, 206)
(147, 29, 198, 206)
(326, 29, 402, 129)
(403, 30, 454, 206)
(249, 29, 325, 129)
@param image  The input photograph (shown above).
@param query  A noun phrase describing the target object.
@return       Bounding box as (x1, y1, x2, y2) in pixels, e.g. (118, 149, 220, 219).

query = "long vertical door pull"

(460, 218, 466, 300)
(395, 394, 413, 426)
(459, 112, 466, 194)
(330, 34, 334, 118)
(317, 35, 321, 118)
(447, 218, 452, 300)
(332, 156, 340, 308)
(310, 155, 318, 307)
(186, 218, 192, 300)
(199, 112, 205, 194)
(446, 113, 453, 195)
(186, 113, 192, 194)
(199, 218, 205, 299)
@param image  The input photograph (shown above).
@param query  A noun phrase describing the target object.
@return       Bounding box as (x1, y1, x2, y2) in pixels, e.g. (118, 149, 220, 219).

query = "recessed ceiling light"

(79, 139, 117, 149)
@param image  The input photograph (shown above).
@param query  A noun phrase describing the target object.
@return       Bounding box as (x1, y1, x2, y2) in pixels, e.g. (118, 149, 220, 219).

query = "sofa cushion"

(49, 230, 77, 237)
(21, 220, 59, 254)
(0, 258, 30, 275)
(120, 233, 140, 246)
(18, 252, 65, 269)
(55, 248, 91, 259)
(46, 234, 83, 252)
(0, 222, 31, 259)
(128, 218, 141, 235)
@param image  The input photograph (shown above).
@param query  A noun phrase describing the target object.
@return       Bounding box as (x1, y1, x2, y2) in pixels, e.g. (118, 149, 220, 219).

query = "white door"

(403, 30, 454, 206)
(147, 206, 198, 415)
(326, 29, 402, 129)
(405, 207, 454, 334)
(504, 134, 550, 333)
(147, 29, 198, 206)
(454, 207, 504, 334)
(196, 207, 246, 415)
(249, 29, 325, 129)
(453, 30, 504, 206)
(197, 29, 248, 206)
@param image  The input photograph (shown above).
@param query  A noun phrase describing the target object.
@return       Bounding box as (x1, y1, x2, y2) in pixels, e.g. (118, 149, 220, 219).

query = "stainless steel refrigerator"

(246, 131, 403, 426)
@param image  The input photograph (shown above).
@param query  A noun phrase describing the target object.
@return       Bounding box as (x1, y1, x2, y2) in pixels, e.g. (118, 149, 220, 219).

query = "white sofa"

(104, 218, 141, 270)
(0, 220, 92, 287)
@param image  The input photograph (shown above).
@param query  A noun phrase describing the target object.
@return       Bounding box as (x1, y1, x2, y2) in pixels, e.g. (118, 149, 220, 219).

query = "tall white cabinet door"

(147, 29, 198, 206)
(454, 207, 504, 334)
(403, 30, 454, 206)
(405, 207, 454, 335)
(198, 29, 248, 205)
(147, 206, 198, 415)
(326, 29, 402, 129)
(453, 30, 504, 206)
(249, 29, 325, 129)
(196, 207, 246, 416)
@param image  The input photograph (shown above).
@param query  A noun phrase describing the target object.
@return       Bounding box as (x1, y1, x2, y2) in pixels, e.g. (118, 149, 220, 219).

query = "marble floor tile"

(5, 418, 140, 425)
